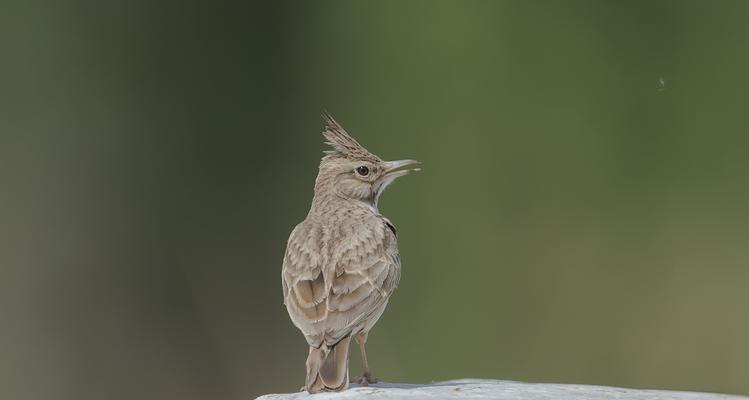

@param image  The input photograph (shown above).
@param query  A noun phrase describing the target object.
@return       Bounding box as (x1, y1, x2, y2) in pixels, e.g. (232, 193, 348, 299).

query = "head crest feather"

(322, 112, 379, 160)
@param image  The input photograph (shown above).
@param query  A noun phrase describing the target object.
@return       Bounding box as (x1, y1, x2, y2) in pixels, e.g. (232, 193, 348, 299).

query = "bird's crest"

(322, 112, 380, 161)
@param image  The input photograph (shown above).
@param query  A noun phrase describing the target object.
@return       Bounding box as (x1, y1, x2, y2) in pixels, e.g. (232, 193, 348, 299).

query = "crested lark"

(282, 113, 419, 393)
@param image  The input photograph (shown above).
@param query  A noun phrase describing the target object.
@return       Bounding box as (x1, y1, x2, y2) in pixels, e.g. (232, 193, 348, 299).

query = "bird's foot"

(350, 372, 378, 386)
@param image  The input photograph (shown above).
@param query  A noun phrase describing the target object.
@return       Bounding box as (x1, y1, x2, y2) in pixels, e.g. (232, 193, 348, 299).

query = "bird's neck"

(308, 190, 379, 220)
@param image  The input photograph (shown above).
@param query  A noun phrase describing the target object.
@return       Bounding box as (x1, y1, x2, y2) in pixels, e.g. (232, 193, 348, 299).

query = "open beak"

(381, 159, 421, 180)
(373, 159, 420, 206)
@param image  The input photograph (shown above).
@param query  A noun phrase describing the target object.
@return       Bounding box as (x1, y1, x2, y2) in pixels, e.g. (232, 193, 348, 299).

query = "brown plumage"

(282, 113, 420, 393)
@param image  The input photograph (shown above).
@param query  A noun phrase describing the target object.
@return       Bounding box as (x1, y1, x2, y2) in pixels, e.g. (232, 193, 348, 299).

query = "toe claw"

(350, 373, 378, 385)
(350, 376, 368, 386)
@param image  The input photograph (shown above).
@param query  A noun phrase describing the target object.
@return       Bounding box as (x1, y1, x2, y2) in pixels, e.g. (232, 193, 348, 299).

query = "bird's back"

(282, 210, 401, 349)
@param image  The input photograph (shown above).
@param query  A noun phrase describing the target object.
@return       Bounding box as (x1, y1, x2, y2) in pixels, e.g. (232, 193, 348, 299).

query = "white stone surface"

(256, 379, 748, 400)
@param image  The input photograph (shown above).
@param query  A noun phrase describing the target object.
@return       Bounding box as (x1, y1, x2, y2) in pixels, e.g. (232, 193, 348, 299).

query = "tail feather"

(305, 336, 351, 393)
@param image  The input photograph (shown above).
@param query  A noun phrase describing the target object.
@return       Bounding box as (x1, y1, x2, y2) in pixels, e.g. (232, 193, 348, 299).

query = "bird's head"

(314, 113, 420, 208)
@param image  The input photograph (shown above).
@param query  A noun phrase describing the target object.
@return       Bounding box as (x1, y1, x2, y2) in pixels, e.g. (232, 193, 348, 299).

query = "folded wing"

(282, 218, 400, 349)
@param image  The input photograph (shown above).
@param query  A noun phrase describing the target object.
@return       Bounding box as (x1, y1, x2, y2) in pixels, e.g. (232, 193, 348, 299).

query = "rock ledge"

(256, 379, 747, 400)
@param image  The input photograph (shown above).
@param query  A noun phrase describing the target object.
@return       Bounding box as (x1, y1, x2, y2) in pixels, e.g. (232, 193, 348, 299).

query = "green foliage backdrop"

(1, 1, 748, 399)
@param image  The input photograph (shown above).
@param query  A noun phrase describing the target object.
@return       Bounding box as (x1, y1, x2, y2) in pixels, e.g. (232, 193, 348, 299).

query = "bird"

(281, 112, 420, 393)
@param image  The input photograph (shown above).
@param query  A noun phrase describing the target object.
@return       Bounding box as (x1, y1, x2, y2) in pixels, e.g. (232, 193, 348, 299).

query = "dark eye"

(355, 166, 370, 176)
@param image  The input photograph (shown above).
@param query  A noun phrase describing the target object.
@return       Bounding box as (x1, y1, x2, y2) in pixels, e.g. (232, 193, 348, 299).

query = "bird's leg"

(351, 331, 378, 385)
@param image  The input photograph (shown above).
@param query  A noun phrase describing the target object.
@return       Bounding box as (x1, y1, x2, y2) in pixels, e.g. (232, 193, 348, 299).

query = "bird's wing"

(283, 218, 401, 348)
(282, 222, 328, 347)
(323, 217, 401, 345)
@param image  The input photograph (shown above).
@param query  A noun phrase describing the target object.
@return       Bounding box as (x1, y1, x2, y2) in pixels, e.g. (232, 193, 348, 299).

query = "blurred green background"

(2, 1, 749, 399)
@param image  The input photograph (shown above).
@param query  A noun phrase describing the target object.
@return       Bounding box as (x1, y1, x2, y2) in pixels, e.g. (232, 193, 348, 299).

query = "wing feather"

(282, 217, 401, 348)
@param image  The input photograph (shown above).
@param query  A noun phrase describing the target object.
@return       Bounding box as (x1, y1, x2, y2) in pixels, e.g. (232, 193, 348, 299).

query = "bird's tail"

(305, 336, 351, 393)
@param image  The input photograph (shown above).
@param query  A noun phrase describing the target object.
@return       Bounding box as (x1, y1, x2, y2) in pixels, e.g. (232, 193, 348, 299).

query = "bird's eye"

(355, 166, 370, 176)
